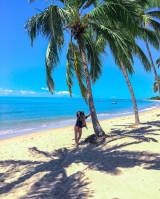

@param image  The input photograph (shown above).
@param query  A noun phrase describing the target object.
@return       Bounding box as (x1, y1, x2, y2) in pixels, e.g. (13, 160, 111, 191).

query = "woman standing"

(74, 111, 90, 147)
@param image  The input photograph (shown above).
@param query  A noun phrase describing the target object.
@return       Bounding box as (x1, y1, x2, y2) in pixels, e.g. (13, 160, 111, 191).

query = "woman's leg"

(74, 126, 79, 146)
(77, 128, 82, 142)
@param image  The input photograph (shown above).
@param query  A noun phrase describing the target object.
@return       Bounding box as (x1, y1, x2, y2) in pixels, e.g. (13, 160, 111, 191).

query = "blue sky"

(0, 0, 159, 99)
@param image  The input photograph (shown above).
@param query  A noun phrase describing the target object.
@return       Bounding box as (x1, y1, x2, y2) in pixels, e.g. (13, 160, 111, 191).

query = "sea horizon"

(1, 96, 160, 140)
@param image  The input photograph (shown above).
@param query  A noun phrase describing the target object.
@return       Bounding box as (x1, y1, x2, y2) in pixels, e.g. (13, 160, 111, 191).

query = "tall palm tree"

(119, 0, 160, 123)
(105, 27, 151, 124)
(119, 45, 151, 124)
(96, 0, 152, 124)
(25, 0, 139, 136)
(138, 1, 160, 94)
(107, 0, 160, 124)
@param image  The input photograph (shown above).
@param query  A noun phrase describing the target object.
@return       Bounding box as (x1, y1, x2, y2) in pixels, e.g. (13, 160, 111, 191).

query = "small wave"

(97, 113, 109, 117)
(41, 125, 47, 127)
(107, 111, 133, 116)
(0, 129, 14, 135)
(0, 127, 37, 135)
(140, 106, 157, 112)
(117, 111, 133, 115)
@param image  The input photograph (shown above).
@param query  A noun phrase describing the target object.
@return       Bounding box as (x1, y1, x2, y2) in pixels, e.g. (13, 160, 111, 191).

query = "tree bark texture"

(78, 36, 105, 136)
(120, 62, 140, 124)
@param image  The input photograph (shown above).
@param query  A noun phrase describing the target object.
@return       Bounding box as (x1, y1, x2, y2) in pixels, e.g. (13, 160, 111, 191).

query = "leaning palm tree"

(105, 27, 151, 124)
(95, 0, 152, 124)
(25, 0, 140, 136)
(138, 1, 160, 94)
(107, 0, 160, 124)
(119, 0, 160, 123)
(119, 46, 151, 124)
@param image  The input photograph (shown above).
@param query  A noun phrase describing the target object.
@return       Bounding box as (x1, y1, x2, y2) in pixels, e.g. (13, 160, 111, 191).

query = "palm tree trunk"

(146, 41, 160, 95)
(78, 36, 105, 137)
(120, 62, 140, 124)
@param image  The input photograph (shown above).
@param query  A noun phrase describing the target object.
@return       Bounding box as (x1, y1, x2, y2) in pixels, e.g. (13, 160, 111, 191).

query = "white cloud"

(41, 87, 49, 91)
(41, 88, 69, 96)
(54, 91, 70, 96)
(20, 90, 37, 95)
(0, 88, 73, 97)
(0, 88, 13, 94)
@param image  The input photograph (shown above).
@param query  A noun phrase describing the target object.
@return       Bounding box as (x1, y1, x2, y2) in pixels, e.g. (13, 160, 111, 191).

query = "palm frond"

(59, 0, 81, 7)
(147, 10, 160, 20)
(66, 40, 75, 96)
(156, 58, 160, 67)
(138, 27, 160, 49)
(45, 37, 60, 93)
(66, 40, 88, 101)
(72, 43, 88, 102)
(25, 5, 70, 48)
(114, 48, 134, 75)
(134, 44, 151, 71)
(153, 75, 160, 92)
(24, 14, 39, 46)
(89, 22, 135, 65)
(28, 0, 36, 3)
(82, 0, 99, 9)
(83, 33, 105, 83)
(148, 19, 160, 33)
(148, 0, 160, 8)
(88, 0, 138, 34)
(153, 82, 158, 93)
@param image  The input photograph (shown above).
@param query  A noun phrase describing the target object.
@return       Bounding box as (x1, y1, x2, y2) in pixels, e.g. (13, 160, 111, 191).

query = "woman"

(74, 111, 91, 147)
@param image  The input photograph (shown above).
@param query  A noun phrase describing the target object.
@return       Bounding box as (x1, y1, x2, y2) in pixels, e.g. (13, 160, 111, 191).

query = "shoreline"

(1, 103, 160, 141)
(0, 106, 160, 198)
(1, 97, 160, 141)
(0, 106, 159, 145)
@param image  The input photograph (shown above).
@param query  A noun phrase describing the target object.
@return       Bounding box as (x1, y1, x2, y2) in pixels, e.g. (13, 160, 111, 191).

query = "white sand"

(0, 108, 160, 199)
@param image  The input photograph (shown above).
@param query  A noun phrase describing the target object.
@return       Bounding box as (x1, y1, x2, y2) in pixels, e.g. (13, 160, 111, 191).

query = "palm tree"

(138, 1, 160, 94)
(94, 0, 152, 124)
(119, 45, 151, 124)
(105, 27, 151, 124)
(25, 0, 140, 136)
(107, 0, 160, 124)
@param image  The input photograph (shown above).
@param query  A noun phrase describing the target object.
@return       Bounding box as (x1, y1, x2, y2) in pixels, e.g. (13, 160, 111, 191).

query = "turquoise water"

(0, 97, 160, 139)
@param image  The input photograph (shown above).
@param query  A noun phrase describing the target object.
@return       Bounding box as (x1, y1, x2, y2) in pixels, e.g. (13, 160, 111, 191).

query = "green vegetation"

(156, 58, 160, 67)
(139, 2, 160, 95)
(150, 96, 160, 100)
(153, 75, 160, 93)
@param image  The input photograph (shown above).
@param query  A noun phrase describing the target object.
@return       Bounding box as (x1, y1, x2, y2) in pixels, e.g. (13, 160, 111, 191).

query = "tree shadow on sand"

(0, 130, 160, 199)
(0, 148, 93, 199)
(109, 123, 159, 143)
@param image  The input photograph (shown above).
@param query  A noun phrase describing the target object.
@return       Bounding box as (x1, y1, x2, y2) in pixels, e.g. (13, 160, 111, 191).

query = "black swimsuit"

(75, 115, 88, 128)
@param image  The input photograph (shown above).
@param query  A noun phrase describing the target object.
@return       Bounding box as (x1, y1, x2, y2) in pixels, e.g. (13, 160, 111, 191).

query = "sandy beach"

(0, 108, 160, 199)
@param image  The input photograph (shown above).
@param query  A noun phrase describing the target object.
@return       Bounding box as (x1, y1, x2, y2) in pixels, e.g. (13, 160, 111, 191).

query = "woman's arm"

(86, 113, 91, 119)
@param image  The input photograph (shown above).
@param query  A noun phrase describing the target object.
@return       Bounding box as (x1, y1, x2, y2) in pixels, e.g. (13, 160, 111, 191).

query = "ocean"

(0, 96, 160, 140)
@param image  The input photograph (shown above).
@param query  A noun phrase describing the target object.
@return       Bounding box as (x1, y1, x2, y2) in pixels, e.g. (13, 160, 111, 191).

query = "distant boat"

(112, 102, 117, 104)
